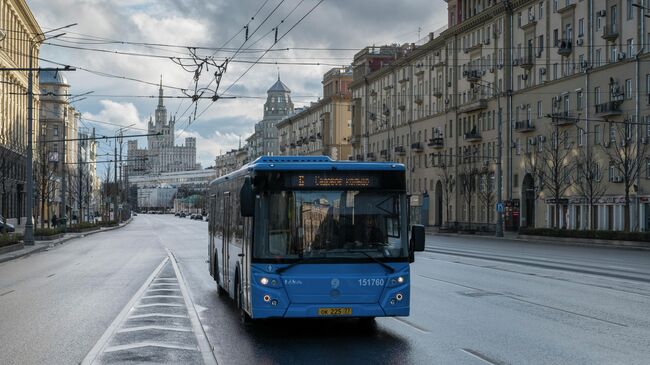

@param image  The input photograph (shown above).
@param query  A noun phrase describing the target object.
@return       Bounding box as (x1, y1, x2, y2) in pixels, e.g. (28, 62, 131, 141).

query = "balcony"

(428, 137, 444, 149)
(464, 131, 482, 142)
(556, 39, 572, 57)
(514, 120, 536, 133)
(366, 152, 376, 161)
(394, 146, 406, 156)
(309, 135, 317, 142)
(464, 69, 483, 83)
(355, 154, 364, 161)
(551, 111, 578, 126)
(432, 88, 443, 98)
(280, 146, 287, 152)
(595, 101, 623, 117)
(519, 54, 534, 70)
(601, 25, 619, 42)
(398, 103, 406, 111)
(411, 142, 424, 152)
(414, 95, 424, 105)
(380, 149, 388, 158)
(459, 93, 488, 113)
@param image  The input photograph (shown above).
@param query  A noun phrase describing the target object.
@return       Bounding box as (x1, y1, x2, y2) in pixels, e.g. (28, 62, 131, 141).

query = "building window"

(576, 90, 583, 110)
(594, 125, 601, 145)
(578, 18, 584, 37)
(539, 2, 544, 19)
(595, 49, 601, 67)
(626, 79, 633, 99)
(54, 127, 59, 136)
(609, 124, 617, 143)
(627, 38, 635, 57)
(595, 86, 601, 105)
(627, 0, 634, 20)
(577, 128, 584, 146)
(537, 100, 543, 118)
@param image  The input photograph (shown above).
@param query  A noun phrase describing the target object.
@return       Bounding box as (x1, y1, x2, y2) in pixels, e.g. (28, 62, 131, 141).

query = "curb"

(0, 218, 134, 264)
(428, 231, 650, 251)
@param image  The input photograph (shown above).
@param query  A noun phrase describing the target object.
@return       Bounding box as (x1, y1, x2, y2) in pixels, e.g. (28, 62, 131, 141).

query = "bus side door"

(222, 191, 231, 293)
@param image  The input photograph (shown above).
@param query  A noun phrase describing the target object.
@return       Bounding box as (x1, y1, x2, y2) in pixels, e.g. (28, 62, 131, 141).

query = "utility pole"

(78, 133, 83, 223)
(60, 108, 67, 228)
(113, 137, 118, 222)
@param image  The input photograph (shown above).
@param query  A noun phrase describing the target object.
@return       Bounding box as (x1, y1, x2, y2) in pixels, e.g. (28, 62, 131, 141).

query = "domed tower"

(264, 75, 293, 118)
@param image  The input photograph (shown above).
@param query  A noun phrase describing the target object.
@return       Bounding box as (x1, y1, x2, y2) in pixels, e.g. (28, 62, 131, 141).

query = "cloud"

(26, 0, 448, 169)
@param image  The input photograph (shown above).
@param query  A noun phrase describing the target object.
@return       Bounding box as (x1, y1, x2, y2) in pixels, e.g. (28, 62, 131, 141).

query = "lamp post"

(470, 80, 504, 237)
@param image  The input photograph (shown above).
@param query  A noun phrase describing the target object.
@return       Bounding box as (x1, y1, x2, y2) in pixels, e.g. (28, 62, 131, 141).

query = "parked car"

(0, 215, 15, 233)
(179, 212, 186, 218)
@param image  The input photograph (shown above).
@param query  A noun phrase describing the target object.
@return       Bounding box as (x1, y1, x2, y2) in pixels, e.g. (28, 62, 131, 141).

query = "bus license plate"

(318, 307, 352, 316)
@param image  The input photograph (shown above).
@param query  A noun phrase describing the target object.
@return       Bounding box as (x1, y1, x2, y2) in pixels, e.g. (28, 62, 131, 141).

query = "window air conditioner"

(576, 39, 584, 46)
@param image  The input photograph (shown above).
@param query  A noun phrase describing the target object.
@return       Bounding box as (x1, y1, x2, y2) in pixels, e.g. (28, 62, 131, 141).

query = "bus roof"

(211, 156, 405, 185)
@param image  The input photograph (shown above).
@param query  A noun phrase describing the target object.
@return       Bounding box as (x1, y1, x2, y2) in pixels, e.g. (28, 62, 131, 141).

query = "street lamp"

(470, 80, 504, 237)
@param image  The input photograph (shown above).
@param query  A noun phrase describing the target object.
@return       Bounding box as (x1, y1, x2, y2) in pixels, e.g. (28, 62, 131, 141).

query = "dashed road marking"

(81, 253, 217, 365)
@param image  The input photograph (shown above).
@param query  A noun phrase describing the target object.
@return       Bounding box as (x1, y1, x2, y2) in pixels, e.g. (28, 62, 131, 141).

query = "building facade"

(0, 0, 42, 226)
(38, 70, 82, 223)
(127, 79, 198, 176)
(277, 67, 353, 160)
(215, 147, 249, 177)
(349, 0, 650, 231)
(246, 76, 294, 160)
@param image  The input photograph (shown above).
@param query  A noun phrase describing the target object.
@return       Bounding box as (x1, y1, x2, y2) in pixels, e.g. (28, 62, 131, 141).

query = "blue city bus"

(208, 156, 425, 322)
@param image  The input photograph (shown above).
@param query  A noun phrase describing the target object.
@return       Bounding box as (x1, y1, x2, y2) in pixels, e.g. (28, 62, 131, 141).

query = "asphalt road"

(1, 214, 649, 365)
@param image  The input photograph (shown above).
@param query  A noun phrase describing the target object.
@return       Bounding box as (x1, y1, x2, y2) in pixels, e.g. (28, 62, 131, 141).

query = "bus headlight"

(396, 276, 404, 284)
(260, 277, 269, 285)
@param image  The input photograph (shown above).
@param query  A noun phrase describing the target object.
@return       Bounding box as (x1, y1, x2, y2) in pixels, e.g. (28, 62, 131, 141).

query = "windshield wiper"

(275, 256, 326, 274)
(347, 249, 395, 273)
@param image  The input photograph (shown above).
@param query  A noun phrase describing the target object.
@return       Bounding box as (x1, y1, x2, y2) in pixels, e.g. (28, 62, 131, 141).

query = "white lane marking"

(81, 257, 169, 365)
(141, 295, 183, 299)
(390, 317, 430, 334)
(146, 288, 181, 292)
(166, 248, 218, 365)
(117, 326, 192, 333)
(135, 303, 183, 308)
(129, 313, 188, 319)
(103, 342, 197, 352)
(460, 348, 507, 365)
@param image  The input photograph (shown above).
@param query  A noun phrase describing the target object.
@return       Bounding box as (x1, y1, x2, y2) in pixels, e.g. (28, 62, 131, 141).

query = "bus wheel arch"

(214, 252, 226, 296)
(235, 265, 252, 324)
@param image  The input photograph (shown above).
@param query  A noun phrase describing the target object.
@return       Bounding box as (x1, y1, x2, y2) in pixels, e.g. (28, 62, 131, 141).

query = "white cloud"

(26, 0, 448, 169)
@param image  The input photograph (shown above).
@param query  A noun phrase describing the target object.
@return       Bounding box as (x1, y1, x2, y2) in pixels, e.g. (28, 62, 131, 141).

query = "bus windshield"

(256, 190, 407, 260)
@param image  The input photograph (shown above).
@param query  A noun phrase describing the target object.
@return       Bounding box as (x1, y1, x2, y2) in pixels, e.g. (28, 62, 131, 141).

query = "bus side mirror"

(240, 177, 255, 217)
(410, 224, 425, 252)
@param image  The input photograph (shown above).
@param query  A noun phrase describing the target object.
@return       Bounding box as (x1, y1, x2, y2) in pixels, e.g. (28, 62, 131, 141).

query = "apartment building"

(0, 0, 42, 226)
(350, 0, 650, 231)
(277, 67, 353, 160)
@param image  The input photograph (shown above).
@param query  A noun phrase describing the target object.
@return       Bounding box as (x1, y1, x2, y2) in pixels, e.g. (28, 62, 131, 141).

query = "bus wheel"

(236, 278, 252, 324)
(214, 259, 225, 296)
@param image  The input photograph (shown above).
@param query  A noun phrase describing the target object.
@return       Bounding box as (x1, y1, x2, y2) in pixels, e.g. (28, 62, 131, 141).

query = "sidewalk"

(0, 219, 132, 264)
(425, 227, 650, 251)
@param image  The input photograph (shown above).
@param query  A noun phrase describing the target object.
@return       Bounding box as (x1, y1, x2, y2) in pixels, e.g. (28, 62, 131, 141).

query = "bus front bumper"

(252, 302, 409, 319)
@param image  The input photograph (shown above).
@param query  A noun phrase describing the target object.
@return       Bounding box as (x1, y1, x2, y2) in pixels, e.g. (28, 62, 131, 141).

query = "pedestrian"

(51, 214, 57, 228)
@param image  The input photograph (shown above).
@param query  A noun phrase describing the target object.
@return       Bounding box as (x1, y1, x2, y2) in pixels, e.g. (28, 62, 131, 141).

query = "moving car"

(0, 215, 15, 233)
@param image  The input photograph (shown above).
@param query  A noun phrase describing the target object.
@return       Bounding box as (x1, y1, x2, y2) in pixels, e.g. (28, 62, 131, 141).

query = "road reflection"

(211, 294, 413, 365)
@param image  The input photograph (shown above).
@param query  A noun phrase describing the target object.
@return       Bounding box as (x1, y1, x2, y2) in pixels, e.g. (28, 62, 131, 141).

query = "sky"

(27, 0, 447, 169)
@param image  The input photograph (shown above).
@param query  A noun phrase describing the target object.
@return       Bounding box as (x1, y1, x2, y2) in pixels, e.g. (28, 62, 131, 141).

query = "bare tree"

(601, 120, 649, 232)
(437, 162, 455, 226)
(0, 141, 21, 234)
(36, 150, 59, 228)
(538, 125, 576, 229)
(458, 164, 477, 227)
(477, 166, 495, 225)
(574, 147, 608, 230)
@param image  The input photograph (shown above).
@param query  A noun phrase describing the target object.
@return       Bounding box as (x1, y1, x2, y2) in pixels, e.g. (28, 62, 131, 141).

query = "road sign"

(496, 202, 504, 213)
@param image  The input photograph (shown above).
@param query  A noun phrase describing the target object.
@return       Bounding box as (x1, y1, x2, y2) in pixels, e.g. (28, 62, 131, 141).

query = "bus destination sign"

(291, 174, 379, 189)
